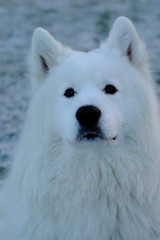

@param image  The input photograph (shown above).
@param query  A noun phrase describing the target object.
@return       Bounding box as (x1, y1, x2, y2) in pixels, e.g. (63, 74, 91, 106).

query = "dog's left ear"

(30, 28, 70, 89)
(107, 17, 146, 67)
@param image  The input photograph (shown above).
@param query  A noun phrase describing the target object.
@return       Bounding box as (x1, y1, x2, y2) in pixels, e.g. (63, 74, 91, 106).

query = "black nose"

(76, 105, 101, 127)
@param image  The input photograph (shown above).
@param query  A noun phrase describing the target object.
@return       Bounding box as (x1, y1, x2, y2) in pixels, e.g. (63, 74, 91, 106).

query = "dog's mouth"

(77, 126, 104, 141)
(76, 126, 117, 143)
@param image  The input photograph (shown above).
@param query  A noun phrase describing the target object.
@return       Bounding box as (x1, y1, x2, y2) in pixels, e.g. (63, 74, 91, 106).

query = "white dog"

(0, 16, 160, 240)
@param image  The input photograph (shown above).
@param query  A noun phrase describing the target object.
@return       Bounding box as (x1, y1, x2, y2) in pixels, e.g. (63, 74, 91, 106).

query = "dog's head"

(29, 17, 154, 148)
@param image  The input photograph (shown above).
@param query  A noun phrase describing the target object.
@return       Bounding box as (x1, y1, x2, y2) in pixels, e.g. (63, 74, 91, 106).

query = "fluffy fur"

(0, 17, 160, 240)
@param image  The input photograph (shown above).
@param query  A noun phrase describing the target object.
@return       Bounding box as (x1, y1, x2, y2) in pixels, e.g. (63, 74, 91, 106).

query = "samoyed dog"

(0, 16, 160, 240)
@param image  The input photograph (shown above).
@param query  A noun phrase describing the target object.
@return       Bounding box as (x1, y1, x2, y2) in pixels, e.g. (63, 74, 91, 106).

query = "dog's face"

(50, 52, 124, 146)
(38, 50, 144, 147)
(30, 17, 149, 148)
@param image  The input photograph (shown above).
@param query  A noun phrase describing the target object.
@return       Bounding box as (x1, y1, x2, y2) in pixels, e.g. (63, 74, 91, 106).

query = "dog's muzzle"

(76, 105, 103, 141)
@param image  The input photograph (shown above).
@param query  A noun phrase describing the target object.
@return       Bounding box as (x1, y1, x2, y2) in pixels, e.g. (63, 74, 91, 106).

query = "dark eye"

(104, 84, 118, 95)
(64, 88, 76, 98)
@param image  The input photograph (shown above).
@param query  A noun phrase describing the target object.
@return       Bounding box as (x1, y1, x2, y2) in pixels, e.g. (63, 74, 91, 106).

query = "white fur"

(0, 16, 160, 240)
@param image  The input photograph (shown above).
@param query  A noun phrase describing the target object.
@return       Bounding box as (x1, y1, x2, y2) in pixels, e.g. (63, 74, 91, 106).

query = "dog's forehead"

(55, 49, 127, 81)
(49, 48, 137, 92)
(64, 50, 116, 70)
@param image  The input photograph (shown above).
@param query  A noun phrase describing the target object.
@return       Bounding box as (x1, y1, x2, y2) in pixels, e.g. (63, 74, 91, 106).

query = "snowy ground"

(0, 0, 160, 173)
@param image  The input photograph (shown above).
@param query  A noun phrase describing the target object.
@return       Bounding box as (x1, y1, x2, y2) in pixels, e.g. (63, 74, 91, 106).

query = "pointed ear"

(107, 17, 146, 67)
(30, 28, 69, 82)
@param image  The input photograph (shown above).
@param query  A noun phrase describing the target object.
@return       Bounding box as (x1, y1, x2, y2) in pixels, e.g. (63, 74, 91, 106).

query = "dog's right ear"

(30, 28, 69, 86)
(106, 17, 146, 68)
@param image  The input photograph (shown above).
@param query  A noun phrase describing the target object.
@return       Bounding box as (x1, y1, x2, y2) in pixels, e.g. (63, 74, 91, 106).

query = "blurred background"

(0, 0, 160, 174)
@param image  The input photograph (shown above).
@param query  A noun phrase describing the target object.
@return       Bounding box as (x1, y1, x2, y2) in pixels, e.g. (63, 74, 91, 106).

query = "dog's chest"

(37, 160, 154, 240)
